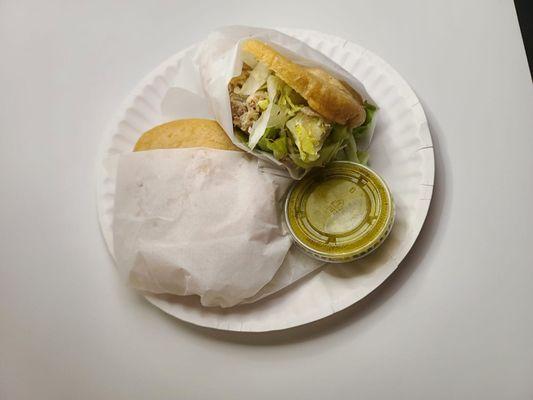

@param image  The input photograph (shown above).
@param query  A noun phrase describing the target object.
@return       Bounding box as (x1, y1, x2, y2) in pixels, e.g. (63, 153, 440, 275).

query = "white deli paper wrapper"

(112, 148, 323, 307)
(196, 26, 377, 179)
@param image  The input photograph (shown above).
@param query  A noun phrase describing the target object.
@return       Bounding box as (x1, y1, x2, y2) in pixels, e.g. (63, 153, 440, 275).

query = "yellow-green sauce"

(285, 162, 394, 262)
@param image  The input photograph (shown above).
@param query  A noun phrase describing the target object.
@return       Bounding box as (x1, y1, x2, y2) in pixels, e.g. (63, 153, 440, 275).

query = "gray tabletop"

(1, 1, 532, 399)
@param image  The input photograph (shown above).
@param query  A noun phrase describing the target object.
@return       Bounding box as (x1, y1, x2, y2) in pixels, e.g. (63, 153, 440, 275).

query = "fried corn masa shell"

(134, 119, 241, 152)
(242, 39, 366, 127)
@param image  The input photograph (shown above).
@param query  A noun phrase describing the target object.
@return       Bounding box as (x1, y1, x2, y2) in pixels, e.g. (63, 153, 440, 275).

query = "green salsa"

(285, 162, 394, 263)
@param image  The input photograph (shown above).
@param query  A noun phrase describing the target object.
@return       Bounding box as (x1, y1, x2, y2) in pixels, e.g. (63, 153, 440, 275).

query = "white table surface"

(1, 1, 532, 399)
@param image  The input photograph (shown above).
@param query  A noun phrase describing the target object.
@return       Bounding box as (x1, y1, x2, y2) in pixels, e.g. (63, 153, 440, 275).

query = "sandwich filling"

(229, 55, 376, 169)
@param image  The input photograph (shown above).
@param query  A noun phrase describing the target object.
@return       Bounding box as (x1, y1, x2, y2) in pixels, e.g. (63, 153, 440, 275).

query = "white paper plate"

(96, 28, 434, 332)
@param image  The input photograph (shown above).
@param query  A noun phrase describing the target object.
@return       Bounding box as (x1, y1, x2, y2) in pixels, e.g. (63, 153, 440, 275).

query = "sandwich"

(229, 39, 376, 170)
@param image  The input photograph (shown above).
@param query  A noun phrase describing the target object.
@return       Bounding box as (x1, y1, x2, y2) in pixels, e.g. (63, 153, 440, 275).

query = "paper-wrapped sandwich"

(113, 118, 325, 308)
(229, 40, 376, 171)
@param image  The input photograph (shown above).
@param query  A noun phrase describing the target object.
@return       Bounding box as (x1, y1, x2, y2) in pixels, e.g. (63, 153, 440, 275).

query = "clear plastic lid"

(285, 161, 394, 263)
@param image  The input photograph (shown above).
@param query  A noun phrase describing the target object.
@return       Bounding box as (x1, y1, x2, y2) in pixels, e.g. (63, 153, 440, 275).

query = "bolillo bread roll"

(134, 119, 240, 152)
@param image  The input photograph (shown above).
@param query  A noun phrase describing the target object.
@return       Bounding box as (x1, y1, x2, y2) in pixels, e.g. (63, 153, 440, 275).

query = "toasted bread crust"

(134, 119, 240, 152)
(242, 40, 365, 126)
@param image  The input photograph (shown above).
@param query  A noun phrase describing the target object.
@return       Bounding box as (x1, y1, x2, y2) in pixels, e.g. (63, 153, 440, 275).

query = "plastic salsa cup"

(284, 161, 394, 263)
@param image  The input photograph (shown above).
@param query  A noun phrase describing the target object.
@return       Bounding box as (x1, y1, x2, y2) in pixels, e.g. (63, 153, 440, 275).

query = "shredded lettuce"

(278, 84, 304, 117)
(286, 112, 329, 162)
(267, 104, 288, 128)
(257, 127, 279, 151)
(257, 128, 288, 160)
(269, 135, 288, 160)
(248, 75, 285, 149)
(343, 133, 370, 165)
(352, 101, 377, 138)
(289, 125, 350, 169)
(265, 76, 288, 128)
(236, 61, 270, 96)
(334, 148, 347, 161)
(233, 62, 376, 167)
(267, 75, 282, 101)
(344, 134, 359, 163)
(258, 99, 269, 111)
(357, 151, 369, 165)
(339, 101, 378, 165)
(248, 104, 272, 149)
